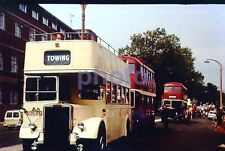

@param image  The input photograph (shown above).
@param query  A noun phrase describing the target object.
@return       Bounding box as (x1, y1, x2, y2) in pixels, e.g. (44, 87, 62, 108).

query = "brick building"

(0, 3, 74, 121)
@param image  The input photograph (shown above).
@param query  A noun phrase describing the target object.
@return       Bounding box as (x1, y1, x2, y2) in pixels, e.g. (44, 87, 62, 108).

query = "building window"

(52, 22, 57, 30)
(60, 28, 65, 33)
(42, 17, 48, 26)
(15, 22, 22, 38)
(19, 4, 27, 13)
(29, 28, 35, 41)
(11, 56, 18, 73)
(0, 13, 5, 30)
(0, 52, 3, 70)
(10, 90, 18, 105)
(32, 10, 39, 20)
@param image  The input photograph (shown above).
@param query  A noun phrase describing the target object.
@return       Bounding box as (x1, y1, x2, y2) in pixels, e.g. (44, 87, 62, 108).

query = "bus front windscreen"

(25, 77, 57, 101)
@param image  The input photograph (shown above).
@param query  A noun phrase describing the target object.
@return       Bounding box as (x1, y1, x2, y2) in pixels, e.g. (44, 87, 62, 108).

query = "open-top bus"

(162, 82, 189, 121)
(120, 56, 156, 131)
(19, 31, 131, 151)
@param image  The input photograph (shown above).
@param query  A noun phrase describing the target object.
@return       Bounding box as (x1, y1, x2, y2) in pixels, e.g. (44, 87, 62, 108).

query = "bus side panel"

(105, 105, 130, 143)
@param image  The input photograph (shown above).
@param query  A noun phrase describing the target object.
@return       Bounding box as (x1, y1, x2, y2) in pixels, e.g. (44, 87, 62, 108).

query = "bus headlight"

(29, 123, 37, 131)
(77, 122, 84, 132)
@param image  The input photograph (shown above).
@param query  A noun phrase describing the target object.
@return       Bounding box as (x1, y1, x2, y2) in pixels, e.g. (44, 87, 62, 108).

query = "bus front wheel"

(95, 122, 106, 151)
(85, 122, 106, 151)
(126, 120, 131, 136)
(22, 139, 34, 151)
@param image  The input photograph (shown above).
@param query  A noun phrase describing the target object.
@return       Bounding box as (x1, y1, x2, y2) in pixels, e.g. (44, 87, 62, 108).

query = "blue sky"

(41, 4, 225, 91)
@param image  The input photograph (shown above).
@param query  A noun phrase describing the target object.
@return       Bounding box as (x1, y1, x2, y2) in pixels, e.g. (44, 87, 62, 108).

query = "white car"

(207, 110, 217, 120)
(3, 110, 23, 129)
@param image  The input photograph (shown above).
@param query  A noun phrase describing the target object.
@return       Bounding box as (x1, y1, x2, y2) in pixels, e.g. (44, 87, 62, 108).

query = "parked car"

(3, 110, 23, 129)
(207, 110, 217, 120)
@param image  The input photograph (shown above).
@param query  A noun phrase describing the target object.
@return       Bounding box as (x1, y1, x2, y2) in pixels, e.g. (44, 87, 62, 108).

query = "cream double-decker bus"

(19, 32, 131, 151)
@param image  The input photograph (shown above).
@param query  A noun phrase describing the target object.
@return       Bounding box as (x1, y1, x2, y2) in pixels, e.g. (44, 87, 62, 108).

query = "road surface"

(0, 118, 225, 151)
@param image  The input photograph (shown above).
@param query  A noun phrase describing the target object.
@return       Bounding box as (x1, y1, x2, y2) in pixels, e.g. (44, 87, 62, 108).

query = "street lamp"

(204, 59, 223, 108)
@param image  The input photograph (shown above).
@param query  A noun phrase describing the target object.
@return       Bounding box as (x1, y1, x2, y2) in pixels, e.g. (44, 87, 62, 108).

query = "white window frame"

(15, 22, 22, 38)
(29, 28, 36, 41)
(0, 52, 3, 70)
(42, 17, 48, 26)
(19, 4, 27, 13)
(11, 56, 18, 73)
(32, 10, 39, 20)
(0, 13, 5, 30)
(52, 22, 57, 30)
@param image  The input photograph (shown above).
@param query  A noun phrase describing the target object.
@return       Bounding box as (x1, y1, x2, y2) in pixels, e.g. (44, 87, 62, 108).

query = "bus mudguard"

(72, 117, 104, 139)
(19, 124, 39, 139)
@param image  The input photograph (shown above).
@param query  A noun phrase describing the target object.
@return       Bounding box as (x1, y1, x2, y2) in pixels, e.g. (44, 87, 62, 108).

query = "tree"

(119, 28, 205, 102)
(205, 83, 219, 103)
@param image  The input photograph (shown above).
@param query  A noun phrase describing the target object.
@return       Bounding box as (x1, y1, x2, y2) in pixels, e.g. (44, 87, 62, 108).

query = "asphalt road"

(109, 118, 225, 151)
(0, 128, 21, 148)
(0, 118, 225, 151)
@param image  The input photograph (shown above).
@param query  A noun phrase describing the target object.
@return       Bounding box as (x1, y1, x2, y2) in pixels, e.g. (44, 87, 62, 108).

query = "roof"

(120, 55, 155, 73)
(164, 82, 187, 90)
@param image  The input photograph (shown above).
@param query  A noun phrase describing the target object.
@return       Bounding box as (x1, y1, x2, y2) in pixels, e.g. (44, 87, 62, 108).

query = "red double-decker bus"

(120, 56, 156, 130)
(162, 82, 189, 121)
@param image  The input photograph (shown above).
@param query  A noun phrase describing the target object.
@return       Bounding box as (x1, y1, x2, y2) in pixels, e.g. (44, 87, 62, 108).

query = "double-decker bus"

(19, 31, 131, 151)
(120, 56, 156, 130)
(162, 82, 189, 121)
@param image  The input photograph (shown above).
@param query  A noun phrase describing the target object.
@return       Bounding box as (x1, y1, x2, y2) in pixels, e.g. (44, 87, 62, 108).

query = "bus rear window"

(25, 77, 56, 101)
(173, 86, 182, 91)
(164, 86, 181, 92)
(164, 86, 172, 92)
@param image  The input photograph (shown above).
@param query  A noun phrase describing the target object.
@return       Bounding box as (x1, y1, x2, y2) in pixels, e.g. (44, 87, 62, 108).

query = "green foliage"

(119, 28, 205, 102)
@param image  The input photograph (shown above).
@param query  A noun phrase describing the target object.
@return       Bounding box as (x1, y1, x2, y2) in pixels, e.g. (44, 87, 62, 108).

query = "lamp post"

(81, 4, 87, 40)
(204, 59, 223, 108)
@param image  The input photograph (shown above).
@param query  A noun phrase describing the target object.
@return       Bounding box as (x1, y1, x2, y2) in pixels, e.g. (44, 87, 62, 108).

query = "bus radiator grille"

(44, 106, 70, 147)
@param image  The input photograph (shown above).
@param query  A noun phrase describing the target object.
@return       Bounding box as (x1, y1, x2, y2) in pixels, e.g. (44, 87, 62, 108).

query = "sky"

(40, 4, 225, 91)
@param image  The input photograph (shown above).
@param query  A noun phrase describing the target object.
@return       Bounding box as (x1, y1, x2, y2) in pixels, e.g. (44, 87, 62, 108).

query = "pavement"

(0, 144, 22, 151)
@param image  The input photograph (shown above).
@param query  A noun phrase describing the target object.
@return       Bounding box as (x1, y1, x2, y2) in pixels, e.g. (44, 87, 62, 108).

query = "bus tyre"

(96, 123, 106, 151)
(22, 139, 33, 151)
(126, 120, 131, 136)
(89, 122, 106, 151)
